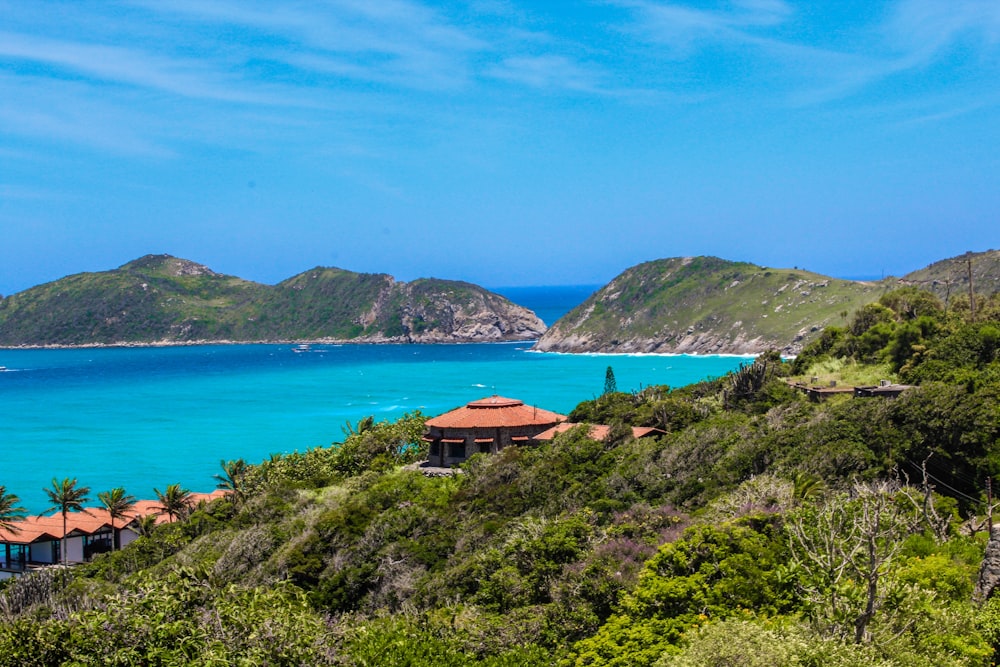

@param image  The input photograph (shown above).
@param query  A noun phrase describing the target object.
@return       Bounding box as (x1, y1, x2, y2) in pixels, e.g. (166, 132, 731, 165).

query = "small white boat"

(292, 344, 311, 353)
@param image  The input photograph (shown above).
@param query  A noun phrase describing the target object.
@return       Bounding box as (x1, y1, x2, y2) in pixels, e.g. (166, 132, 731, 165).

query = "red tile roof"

(0, 511, 111, 544)
(0, 518, 61, 544)
(425, 395, 566, 429)
(532, 423, 664, 442)
(0, 489, 229, 544)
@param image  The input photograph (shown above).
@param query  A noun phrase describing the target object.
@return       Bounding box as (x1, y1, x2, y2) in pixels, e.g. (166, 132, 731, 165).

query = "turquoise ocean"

(0, 286, 751, 512)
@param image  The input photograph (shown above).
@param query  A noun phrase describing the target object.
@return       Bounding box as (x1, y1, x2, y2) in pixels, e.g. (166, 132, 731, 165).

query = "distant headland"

(2, 250, 998, 355)
(0, 255, 545, 347)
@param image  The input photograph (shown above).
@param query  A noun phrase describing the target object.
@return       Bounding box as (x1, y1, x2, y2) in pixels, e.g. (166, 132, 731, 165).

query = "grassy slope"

(901, 248, 1000, 302)
(254, 268, 394, 340)
(0, 256, 267, 344)
(540, 256, 889, 352)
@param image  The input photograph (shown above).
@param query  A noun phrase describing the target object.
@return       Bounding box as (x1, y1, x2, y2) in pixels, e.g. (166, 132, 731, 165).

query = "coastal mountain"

(533, 256, 890, 355)
(534, 250, 1000, 355)
(0, 255, 545, 346)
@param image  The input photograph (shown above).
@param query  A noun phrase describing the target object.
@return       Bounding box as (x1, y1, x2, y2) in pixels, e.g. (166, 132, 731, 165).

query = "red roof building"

(0, 489, 228, 578)
(423, 395, 566, 466)
(532, 423, 664, 442)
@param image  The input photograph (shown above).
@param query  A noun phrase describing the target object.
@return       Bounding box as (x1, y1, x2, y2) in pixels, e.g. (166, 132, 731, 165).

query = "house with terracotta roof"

(0, 490, 227, 579)
(423, 395, 566, 467)
(0, 509, 126, 577)
(533, 423, 664, 442)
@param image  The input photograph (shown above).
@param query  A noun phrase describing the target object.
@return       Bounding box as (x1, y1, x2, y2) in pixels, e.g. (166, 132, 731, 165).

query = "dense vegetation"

(2, 284, 1000, 665)
(0, 255, 543, 346)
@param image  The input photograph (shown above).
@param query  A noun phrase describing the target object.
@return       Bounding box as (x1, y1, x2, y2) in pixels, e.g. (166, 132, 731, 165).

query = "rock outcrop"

(348, 279, 544, 344)
(975, 527, 1000, 603)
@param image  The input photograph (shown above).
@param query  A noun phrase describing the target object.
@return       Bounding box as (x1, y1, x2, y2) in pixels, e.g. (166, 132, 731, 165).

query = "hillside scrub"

(3, 287, 1000, 664)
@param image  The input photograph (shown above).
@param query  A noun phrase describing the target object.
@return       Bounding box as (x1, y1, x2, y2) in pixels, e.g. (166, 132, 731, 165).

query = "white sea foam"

(529, 349, 757, 359)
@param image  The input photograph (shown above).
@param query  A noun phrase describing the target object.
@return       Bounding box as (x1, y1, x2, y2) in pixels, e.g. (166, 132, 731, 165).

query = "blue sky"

(1, 0, 998, 295)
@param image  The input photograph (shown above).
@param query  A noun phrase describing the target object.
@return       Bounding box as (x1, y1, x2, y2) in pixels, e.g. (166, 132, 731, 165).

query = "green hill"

(900, 249, 1000, 305)
(534, 256, 890, 355)
(0, 255, 544, 346)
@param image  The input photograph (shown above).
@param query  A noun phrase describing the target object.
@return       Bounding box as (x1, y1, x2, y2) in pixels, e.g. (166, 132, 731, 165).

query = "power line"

(902, 458, 985, 506)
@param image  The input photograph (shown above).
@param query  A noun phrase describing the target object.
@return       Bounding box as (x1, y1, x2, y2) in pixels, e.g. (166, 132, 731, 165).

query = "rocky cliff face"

(533, 328, 778, 355)
(401, 289, 544, 344)
(350, 279, 545, 343)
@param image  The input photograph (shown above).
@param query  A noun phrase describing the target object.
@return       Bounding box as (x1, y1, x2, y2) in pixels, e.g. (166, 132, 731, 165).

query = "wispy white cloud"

(618, 0, 795, 55)
(0, 73, 177, 157)
(0, 31, 281, 105)
(6, 0, 995, 165)
(895, 98, 997, 127)
(884, 0, 1000, 59)
(485, 55, 608, 93)
(0, 0, 493, 157)
(1, 0, 631, 159)
(131, 0, 485, 90)
(616, 0, 1000, 112)
(791, 0, 1000, 107)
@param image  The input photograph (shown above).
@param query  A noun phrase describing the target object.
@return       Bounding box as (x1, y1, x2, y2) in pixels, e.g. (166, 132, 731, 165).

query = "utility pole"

(968, 253, 976, 323)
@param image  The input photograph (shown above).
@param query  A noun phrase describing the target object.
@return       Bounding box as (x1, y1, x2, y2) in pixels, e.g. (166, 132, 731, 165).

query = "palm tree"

(214, 458, 248, 507)
(0, 486, 26, 535)
(792, 472, 826, 504)
(97, 487, 136, 550)
(136, 513, 158, 537)
(153, 484, 191, 523)
(342, 415, 375, 438)
(43, 477, 91, 566)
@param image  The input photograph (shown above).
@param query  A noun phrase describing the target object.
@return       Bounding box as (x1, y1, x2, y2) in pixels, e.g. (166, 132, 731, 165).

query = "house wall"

(427, 423, 560, 466)
(66, 536, 85, 563)
(28, 536, 87, 564)
(120, 529, 140, 549)
(29, 541, 56, 564)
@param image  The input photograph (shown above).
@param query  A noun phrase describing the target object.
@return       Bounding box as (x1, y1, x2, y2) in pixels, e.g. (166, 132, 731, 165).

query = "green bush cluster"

(243, 411, 427, 492)
(4, 287, 1000, 664)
